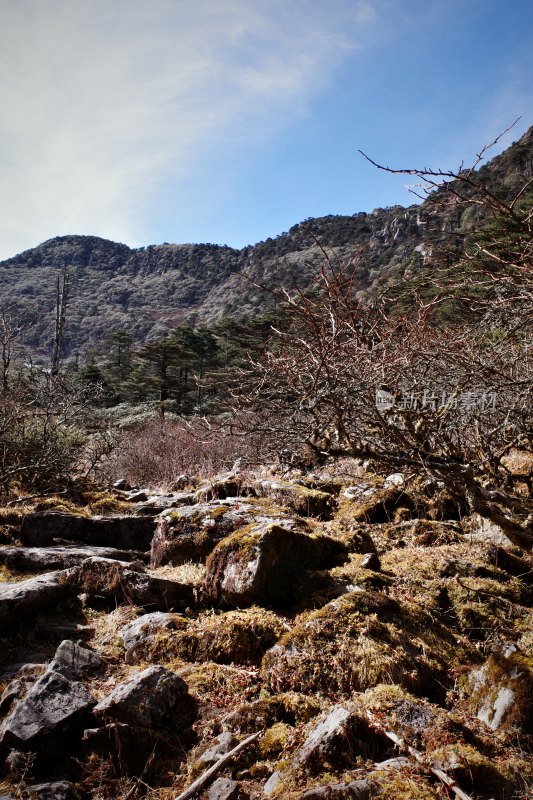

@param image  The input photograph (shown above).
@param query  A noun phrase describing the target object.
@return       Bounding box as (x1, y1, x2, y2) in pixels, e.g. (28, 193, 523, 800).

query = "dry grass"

(148, 562, 206, 586)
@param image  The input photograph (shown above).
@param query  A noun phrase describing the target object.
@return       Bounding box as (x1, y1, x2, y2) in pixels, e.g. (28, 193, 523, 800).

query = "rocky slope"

(0, 460, 531, 799)
(1, 128, 531, 362)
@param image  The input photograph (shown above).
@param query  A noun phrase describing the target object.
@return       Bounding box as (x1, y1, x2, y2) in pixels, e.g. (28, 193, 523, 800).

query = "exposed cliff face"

(1, 127, 531, 360)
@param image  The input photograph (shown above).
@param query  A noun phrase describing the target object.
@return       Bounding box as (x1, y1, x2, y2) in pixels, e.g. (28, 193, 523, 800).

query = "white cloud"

(0, 0, 374, 259)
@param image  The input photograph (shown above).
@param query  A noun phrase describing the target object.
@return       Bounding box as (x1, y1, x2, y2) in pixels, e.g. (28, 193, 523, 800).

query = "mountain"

(1, 126, 531, 362)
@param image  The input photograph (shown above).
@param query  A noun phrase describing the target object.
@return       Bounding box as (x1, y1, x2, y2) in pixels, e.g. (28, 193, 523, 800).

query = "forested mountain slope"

(1, 127, 531, 362)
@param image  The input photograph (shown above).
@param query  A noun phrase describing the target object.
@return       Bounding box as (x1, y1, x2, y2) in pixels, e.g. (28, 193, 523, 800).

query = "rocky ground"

(0, 462, 531, 800)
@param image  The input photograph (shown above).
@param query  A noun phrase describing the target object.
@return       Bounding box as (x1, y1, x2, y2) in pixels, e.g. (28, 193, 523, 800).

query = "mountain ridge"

(1, 126, 531, 361)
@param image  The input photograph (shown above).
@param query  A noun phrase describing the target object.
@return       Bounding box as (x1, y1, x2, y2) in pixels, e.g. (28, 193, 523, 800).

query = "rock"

(300, 780, 378, 799)
(383, 473, 405, 488)
(125, 490, 149, 502)
(0, 572, 70, 631)
(205, 522, 347, 608)
(465, 648, 533, 732)
(113, 479, 131, 490)
(253, 480, 336, 520)
(342, 483, 379, 501)
(198, 732, 238, 766)
(68, 556, 196, 611)
(0, 669, 95, 761)
(374, 756, 410, 770)
(48, 640, 102, 679)
(295, 705, 363, 770)
(119, 611, 183, 663)
(93, 665, 194, 728)
(196, 474, 249, 503)
(0, 675, 39, 714)
(360, 553, 380, 571)
(0, 545, 148, 572)
(151, 501, 261, 567)
(263, 771, 282, 795)
(20, 512, 156, 550)
(22, 782, 79, 799)
(208, 777, 241, 800)
(262, 590, 475, 698)
(462, 514, 513, 547)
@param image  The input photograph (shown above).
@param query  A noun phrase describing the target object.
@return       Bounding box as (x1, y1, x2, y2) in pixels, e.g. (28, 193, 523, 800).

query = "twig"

(366, 711, 475, 800)
(174, 730, 262, 800)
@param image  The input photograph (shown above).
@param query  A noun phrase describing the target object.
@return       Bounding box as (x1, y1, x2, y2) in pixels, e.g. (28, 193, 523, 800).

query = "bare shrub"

(110, 415, 265, 488)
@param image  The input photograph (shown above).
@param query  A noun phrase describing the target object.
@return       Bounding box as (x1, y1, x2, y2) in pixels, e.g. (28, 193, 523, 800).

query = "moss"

(374, 776, 440, 799)
(258, 722, 293, 758)
(262, 591, 476, 701)
(139, 607, 289, 666)
(460, 650, 533, 733)
(226, 692, 322, 733)
(446, 575, 531, 642)
(428, 743, 514, 796)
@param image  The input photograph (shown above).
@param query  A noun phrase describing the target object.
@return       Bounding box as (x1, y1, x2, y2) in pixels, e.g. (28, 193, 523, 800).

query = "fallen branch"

(174, 730, 262, 800)
(366, 711, 479, 800)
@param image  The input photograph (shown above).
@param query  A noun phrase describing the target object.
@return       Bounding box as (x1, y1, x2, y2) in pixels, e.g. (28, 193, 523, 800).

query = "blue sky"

(0, 0, 531, 260)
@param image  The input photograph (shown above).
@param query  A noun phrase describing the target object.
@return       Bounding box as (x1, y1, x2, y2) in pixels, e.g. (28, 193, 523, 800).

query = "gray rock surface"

(68, 556, 196, 610)
(198, 732, 238, 766)
(295, 705, 365, 771)
(0, 545, 147, 571)
(20, 512, 156, 550)
(93, 665, 193, 727)
(119, 611, 182, 662)
(205, 522, 346, 608)
(48, 640, 102, 679)
(22, 782, 80, 799)
(300, 780, 378, 799)
(208, 778, 241, 800)
(0, 572, 69, 630)
(0, 669, 95, 757)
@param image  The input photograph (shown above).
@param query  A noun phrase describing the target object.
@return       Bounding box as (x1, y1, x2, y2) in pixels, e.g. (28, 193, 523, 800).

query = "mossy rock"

(205, 522, 348, 608)
(428, 743, 514, 796)
(446, 575, 532, 642)
(135, 607, 288, 666)
(223, 692, 322, 733)
(262, 591, 476, 701)
(253, 480, 337, 520)
(461, 648, 533, 733)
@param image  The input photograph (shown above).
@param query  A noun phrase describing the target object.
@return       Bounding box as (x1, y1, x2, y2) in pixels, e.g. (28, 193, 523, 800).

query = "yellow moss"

(258, 722, 293, 758)
(263, 590, 476, 700)
(375, 777, 440, 799)
(428, 743, 513, 795)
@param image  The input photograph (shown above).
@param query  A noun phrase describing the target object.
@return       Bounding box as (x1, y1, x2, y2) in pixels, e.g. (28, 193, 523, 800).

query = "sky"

(0, 0, 531, 261)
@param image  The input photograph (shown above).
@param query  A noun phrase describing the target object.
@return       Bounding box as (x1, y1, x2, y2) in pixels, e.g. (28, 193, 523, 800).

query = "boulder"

(152, 500, 305, 567)
(208, 778, 242, 800)
(0, 669, 95, 760)
(48, 640, 102, 679)
(0, 545, 147, 572)
(464, 646, 533, 732)
(68, 556, 196, 610)
(262, 590, 475, 698)
(0, 572, 70, 630)
(151, 501, 258, 567)
(119, 611, 183, 662)
(205, 523, 347, 607)
(300, 781, 378, 799)
(93, 665, 195, 728)
(295, 705, 364, 770)
(20, 512, 156, 550)
(120, 607, 287, 666)
(253, 480, 336, 520)
(22, 783, 79, 800)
